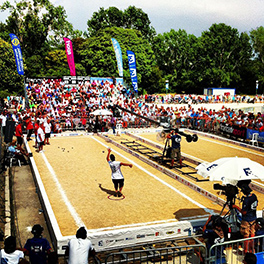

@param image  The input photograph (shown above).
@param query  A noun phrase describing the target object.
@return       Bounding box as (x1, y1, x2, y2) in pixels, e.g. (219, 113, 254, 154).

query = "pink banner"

(63, 37, 76, 76)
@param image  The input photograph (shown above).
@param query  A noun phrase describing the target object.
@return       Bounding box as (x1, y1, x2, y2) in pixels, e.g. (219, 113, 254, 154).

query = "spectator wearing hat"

(24, 224, 51, 264)
(1, 236, 25, 263)
(233, 184, 258, 254)
(65, 226, 96, 264)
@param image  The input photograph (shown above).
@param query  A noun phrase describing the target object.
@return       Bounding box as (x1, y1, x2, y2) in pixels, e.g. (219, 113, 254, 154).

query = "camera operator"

(202, 215, 228, 264)
(166, 128, 182, 168)
(232, 183, 258, 254)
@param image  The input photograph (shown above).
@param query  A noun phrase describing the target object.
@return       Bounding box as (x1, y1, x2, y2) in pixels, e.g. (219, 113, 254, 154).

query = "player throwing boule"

(106, 148, 133, 197)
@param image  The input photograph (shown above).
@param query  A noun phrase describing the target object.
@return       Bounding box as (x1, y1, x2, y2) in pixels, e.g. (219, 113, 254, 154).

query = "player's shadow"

(98, 184, 116, 196)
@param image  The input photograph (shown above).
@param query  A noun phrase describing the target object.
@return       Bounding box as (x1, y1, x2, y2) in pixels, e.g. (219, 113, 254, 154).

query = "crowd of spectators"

(0, 78, 263, 137)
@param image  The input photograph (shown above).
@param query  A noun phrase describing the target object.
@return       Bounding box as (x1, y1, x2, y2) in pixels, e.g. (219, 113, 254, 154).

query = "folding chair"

(250, 133, 259, 147)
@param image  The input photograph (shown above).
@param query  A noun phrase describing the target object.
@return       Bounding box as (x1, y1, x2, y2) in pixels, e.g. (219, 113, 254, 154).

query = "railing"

(208, 234, 264, 264)
(104, 243, 206, 264)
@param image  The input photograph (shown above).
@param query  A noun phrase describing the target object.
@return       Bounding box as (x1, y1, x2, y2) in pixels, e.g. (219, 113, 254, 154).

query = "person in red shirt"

(15, 119, 23, 146)
(25, 116, 34, 141)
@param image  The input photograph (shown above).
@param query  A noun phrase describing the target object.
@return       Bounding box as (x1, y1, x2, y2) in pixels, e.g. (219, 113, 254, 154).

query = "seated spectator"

(5, 140, 29, 166)
(53, 121, 62, 133)
(24, 224, 52, 264)
(65, 226, 96, 264)
(202, 215, 228, 264)
(1, 236, 25, 263)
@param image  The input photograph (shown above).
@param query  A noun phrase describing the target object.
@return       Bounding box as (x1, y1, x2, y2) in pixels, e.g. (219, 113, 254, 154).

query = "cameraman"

(167, 128, 182, 168)
(232, 184, 258, 254)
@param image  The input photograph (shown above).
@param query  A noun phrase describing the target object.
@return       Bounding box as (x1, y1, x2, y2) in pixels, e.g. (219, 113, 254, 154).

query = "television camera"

(213, 180, 252, 233)
(213, 183, 238, 208)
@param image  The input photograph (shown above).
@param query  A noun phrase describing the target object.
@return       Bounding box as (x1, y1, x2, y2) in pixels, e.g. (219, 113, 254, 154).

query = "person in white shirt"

(44, 119, 52, 145)
(66, 227, 95, 264)
(106, 148, 133, 197)
(1, 236, 25, 264)
(37, 122, 45, 153)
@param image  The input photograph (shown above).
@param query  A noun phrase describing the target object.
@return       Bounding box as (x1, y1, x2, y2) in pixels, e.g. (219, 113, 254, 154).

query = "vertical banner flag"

(111, 38, 123, 77)
(9, 33, 24, 75)
(127, 50, 138, 93)
(63, 37, 76, 76)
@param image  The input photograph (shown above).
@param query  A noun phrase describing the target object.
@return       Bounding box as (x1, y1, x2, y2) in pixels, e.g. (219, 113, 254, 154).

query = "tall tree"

(0, 0, 75, 56)
(0, 0, 79, 77)
(198, 23, 252, 90)
(250, 26, 264, 93)
(87, 6, 156, 41)
(152, 29, 199, 93)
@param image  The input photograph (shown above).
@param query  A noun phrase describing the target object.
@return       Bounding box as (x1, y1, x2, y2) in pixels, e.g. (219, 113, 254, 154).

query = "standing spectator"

(24, 224, 51, 264)
(106, 148, 133, 197)
(34, 120, 40, 148)
(110, 115, 116, 134)
(1, 236, 25, 263)
(15, 119, 24, 146)
(167, 129, 182, 168)
(25, 116, 34, 141)
(44, 119, 52, 145)
(233, 184, 258, 254)
(0, 111, 7, 136)
(65, 227, 96, 264)
(255, 218, 264, 252)
(37, 121, 45, 153)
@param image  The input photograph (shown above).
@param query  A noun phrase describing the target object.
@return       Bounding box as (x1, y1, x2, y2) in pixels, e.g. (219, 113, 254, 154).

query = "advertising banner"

(111, 38, 123, 77)
(63, 38, 76, 76)
(9, 33, 24, 75)
(219, 123, 247, 139)
(127, 50, 138, 93)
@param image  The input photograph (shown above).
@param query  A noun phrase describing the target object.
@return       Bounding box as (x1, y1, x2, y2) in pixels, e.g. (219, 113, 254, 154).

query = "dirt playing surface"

(26, 132, 264, 237)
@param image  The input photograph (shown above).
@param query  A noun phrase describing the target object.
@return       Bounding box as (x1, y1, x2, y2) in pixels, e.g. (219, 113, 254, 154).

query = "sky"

(0, 0, 264, 36)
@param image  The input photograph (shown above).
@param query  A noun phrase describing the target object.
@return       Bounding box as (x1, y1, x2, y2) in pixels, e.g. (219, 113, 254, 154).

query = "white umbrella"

(91, 109, 113, 116)
(196, 157, 264, 184)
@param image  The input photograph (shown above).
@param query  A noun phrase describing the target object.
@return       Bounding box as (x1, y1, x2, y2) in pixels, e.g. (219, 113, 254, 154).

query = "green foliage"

(0, 38, 24, 95)
(0, 0, 75, 57)
(152, 29, 200, 93)
(0, 0, 262, 95)
(250, 27, 264, 92)
(44, 49, 69, 76)
(78, 27, 159, 93)
(198, 23, 252, 89)
(87, 6, 156, 41)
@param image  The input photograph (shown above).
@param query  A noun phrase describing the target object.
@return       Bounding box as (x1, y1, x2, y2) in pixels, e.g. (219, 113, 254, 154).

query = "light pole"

(165, 80, 169, 94)
(256, 80, 259, 95)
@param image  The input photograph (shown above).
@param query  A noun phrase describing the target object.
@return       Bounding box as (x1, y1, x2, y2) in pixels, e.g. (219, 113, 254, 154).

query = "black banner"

(219, 122, 247, 139)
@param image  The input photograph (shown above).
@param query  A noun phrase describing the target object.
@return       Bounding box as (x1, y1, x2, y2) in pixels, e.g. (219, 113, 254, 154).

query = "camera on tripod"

(213, 183, 238, 205)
